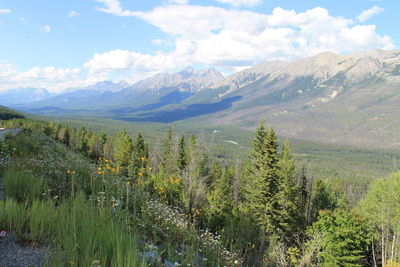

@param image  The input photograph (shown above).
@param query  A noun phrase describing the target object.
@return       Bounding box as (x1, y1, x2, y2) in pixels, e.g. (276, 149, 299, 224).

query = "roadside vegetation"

(0, 110, 399, 266)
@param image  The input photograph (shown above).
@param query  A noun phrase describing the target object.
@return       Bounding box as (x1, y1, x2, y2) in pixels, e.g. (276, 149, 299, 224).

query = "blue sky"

(0, 0, 398, 92)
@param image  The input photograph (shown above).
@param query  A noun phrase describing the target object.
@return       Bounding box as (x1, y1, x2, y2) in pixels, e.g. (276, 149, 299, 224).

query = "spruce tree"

(161, 125, 175, 175)
(114, 130, 134, 176)
(128, 132, 149, 178)
(243, 123, 281, 235)
(276, 141, 304, 242)
(177, 135, 187, 174)
(206, 166, 234, 230)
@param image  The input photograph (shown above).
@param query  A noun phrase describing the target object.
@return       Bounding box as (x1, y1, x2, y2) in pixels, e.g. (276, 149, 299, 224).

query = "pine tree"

(299, 165, 311, 225)
(128, 132, 149, 178)
(177, 135, 187, 174)
(58, 127, 70, 146)
(114, 130, 134, 176)
(306, 209, 371, 266)
(161, 125, 175, 175)
(206, 166, 234, 230)
(187, 134, 197, 165)
(276, 141, 304, 242)
(309, 179, 338, 223)
(243, 123, 281, 235)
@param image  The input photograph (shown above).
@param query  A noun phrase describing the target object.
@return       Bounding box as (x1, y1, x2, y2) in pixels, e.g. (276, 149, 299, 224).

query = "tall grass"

(3, 166, 43, 201)
(0, 199, 27, 236)
(0, 194, 145, 266)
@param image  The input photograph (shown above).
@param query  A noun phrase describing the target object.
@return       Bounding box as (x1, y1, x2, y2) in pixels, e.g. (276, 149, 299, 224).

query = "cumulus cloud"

(0, 9, 10, 14)
(0, 63, 81, 93)
(41, 25, 51, 33)
(94, 0, 140, 16)
(357, 6, 384, 22)
(67, 10, 80, 18)
(217, 0, 263, 7)
(3, 2, 395, 91)
(166, 0, 189, 4)
(83, 49, 189, 79)
(88, 3, 394, 79)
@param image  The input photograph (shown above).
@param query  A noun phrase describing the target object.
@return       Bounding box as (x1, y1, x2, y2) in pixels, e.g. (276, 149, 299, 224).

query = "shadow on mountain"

(109, 91, 193, 113)
(115, 96, 242, 123)
(19, 106, 84, 114)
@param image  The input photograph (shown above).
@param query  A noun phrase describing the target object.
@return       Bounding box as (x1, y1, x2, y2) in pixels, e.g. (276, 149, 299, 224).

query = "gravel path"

(0, 233, 48, 267)
(0, 174, 49, 266)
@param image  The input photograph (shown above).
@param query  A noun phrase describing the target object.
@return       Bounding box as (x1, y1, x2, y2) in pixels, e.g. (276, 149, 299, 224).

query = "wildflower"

(137, 172, 143, 176)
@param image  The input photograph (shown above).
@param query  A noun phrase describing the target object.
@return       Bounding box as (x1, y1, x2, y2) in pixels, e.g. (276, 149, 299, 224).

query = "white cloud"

(152, 38, 173, 46)
(67, 10, 80, 18)
(3, 2, 396, 91)
(87, 4, 394, 80)
(0, 64, 81, 93)
(83, 49, 189, 80)
(217, 0, 262, 7)
(41, 25, 51, 33)
(357, 6, 384, 22)
(0, 9, 10, 14)
(94, 0, 140, 16)
(166, 0, 189, 4)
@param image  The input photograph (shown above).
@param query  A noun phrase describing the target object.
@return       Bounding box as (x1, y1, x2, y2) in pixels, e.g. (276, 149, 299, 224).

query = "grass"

(0, 131, 145, 266)
(3, 166, 43, 202)
(0, 128, 237, 266)
(0, 195, 144, 267)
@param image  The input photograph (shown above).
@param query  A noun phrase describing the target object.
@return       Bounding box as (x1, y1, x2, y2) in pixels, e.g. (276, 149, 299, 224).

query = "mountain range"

(2, 49, 400, 149)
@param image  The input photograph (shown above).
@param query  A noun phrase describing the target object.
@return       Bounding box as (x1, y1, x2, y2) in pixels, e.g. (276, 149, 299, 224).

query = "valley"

(5, 49, 400, 150)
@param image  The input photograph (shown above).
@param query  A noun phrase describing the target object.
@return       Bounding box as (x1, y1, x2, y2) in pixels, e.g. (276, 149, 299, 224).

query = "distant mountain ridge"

(0, 87, 55, 106)
(5, 67, 225, 112)
(5, 49, 400, 149)
(130, 67, 224, 92)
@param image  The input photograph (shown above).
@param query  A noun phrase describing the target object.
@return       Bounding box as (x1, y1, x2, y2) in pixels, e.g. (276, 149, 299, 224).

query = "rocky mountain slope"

(131, 67, 224, 92)
(8, 67, 224, 112)
(201, 49, 400, 149)
(5, 49, 400, 149)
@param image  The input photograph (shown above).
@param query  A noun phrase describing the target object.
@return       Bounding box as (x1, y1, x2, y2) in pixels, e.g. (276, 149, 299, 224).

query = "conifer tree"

(276, 141, 304, 241)
(177, 135, 187, 174)
(128, 132, 149, 178)
(206, 166, 234, 230)
(114, 130, 134, 176)
(187, 134, 197, 165)
(243, 123, 281, 235)
(161, 125, 175, 174)
(58, 126, 70, 145)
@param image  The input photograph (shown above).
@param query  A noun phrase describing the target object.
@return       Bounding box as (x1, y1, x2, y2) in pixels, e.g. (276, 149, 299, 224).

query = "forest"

(0, 112, 399, 266)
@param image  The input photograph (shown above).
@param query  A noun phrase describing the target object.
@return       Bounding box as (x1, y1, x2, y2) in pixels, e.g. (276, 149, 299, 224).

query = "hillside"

(202, 49, 400, 149)
(1, 114, 399, 266)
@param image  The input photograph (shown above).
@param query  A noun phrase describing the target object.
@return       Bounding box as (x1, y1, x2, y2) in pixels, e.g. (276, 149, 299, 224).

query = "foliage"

(306, 209, 371, 267)
(358, 171, 400, 266)
(1, 115, 399, 266)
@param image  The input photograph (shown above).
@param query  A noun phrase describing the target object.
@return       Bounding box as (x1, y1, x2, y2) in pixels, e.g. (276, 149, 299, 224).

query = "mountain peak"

(131, 67, 224, 92)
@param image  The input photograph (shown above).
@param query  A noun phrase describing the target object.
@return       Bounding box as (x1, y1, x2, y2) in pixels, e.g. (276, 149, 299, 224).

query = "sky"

(0, 0, 398, 92)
